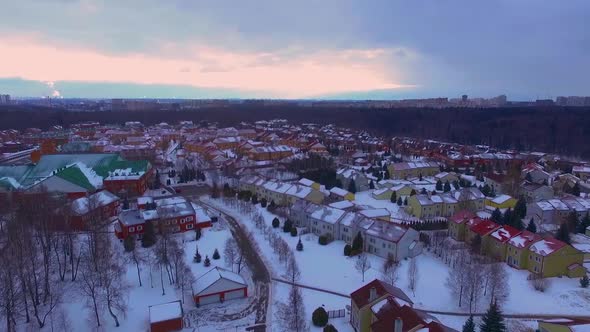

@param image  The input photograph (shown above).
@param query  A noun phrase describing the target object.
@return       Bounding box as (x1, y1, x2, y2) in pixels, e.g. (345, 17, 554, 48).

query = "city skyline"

(0, 0, 589, 99)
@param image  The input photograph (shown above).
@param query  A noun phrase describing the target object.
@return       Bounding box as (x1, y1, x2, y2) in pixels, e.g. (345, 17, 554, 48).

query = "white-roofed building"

(149, 300, 183, 332)
(194, 267, 247, 306)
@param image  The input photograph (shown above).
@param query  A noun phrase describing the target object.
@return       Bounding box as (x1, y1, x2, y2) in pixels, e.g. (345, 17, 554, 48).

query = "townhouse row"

(448, 211, 585, 278)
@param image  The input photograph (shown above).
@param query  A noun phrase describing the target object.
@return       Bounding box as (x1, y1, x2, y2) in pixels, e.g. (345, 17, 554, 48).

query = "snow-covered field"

(206, 197, 590, 331)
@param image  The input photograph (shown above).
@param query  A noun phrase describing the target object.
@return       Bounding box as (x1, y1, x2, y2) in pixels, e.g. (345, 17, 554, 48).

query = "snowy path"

(271, 278, 350, 299)
(197, 199, 271, 327)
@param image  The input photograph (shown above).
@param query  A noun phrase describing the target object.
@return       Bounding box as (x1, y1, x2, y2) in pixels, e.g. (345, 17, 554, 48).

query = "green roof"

(55, 166, 96, 191)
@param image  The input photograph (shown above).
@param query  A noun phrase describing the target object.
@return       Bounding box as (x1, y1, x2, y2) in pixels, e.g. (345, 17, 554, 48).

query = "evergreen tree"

(502, 208, 513, 226)
(343, 244, 352, 256)
(566, 211, 580, 233)
(419, 173, 423, 181)
(296, 238, 303, 251)
(195, 227, 202, 240)
(444, 181, 451, 193)
(251, 194, 258, 205)
(272, 217, 280, 228)
(348, 179, 357, 194)
(141, 221, 156, 248)
(384, 169, 391, 180)
(323, 324, 338, 332)
(479, 302, 506, 332)
(491, 208, 503, 224)
(194, 246, 202, 263)
(420, 188, 427, 195)
(526, 218, 537, 233)
(123, 235, 135, 252)
(390, 191, 397, 203)
(404, 197, 408, 206)
(555, 223, 571, 244)
(268, 200, 276, 210)
(514, 197, 527, 219)
(453, 180, 460, 190)
(525, 172, 533, 183)
(312, 307, 329, 327)
(204, 256, 211, 267)
(352, 232, 363, 252)
(482, 184, 492, 197)
(462, 316, 476, 332)
(260, 198, 267, 208)
(283, 219, 293, 233)
(436, 180, 443, 191)
(410, 189, 417, 196)
(432, 190, 437, 196)
(397, 197, 402, 206)
(212, 249, 220, 260)
(578, 213, 590, 234)
(369, 180, 375, 190)
(580, 275, 589, 288)
(154, 170, 161, 188)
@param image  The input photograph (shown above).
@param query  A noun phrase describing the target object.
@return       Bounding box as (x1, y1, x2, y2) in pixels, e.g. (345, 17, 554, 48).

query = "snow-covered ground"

(206, 197, 590, 331)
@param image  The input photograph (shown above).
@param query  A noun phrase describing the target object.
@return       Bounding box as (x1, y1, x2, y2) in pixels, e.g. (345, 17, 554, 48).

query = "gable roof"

(449, 210, 477, 224)
(507, 230, 542, 249)
(194, 267, 246, 295)
(469, 219, 500, 236)
(529, 238, 567, 256)
(350, 279, 413, 309)
(489, 225, 521, 243)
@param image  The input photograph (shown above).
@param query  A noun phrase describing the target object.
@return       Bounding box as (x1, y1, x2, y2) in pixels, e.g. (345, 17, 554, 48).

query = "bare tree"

(223, 237, 239, 272)
(101, 258, 129, 327)
(464, 258, 484, 313)
(285, 256, 301, 283)
(446, 251, 469, 308)
(407, 257, 419, 296)
(276, 285, 307, 332)
(355, 254, 372, 282)
(381, 254, 399, 286)
(127, 241, 146, 287)
(487, 263, 509, 306)
(79, 258, 103, 327)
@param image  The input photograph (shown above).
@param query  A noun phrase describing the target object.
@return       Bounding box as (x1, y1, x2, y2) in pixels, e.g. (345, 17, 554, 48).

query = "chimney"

(394, 318, 403, 332)
(369, 287, 377, 302)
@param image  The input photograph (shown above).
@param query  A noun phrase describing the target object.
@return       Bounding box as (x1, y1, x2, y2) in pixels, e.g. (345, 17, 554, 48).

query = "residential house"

(387, 162, 439, 180)
(485, 194, 517, 210)
(285, 184, 325, 205)
(505, 231, 542, 270)
(527, 238, 585, 278)
(337, 168, 370, 192)
(483, 225, 521, 261)
(369, 296, 458, 332)
(260, 181, 292, 206)
(193, 267, 248, 306)
(360, 209, 391, 222)
(69, 190, 120, 230)
(298, 177, 321, 190)
(527, 199, 570, 228)
(364, 222, 422, 261)
(330, 187, 355, 201)
(350, 279, 414, 332)
(434, 172, 459, 183)
(484, 173, 511, 195)
(572, 165, 590, 181)
(521, 183, 554, 203)
(466, 219, 500, 246)
(407, 194, 443, 219)
(448, 210, 477, 242)
(309, 205, 346, 240)
(454, 187, 486, 212)
(372, 187, 395, 200)
(538, 319, 590, 332)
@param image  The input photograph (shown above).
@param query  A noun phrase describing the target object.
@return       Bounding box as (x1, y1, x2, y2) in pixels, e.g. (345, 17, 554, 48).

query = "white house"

(193, 267, 248, 306)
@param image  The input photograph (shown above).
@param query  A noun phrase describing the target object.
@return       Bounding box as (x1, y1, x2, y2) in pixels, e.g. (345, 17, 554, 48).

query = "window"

(186, 223, 194, 230)
(382, 243, 386, 248)
(137, 226, 143, 231)
(129, 226, 135, 232)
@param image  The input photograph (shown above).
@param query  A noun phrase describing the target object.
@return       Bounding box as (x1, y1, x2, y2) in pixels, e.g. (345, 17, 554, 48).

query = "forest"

(2, 104, 590, 158)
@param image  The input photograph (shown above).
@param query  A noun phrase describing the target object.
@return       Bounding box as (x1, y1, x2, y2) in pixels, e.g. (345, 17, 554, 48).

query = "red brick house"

(69, 190, 120, 230)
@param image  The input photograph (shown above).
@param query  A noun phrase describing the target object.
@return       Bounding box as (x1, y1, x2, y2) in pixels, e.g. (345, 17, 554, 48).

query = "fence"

(327, 309, 346, 319)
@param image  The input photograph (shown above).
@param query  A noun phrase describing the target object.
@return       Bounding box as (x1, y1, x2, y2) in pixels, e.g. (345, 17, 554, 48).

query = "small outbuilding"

(149, 300, 183, 332)
(194, 267, 248, 306)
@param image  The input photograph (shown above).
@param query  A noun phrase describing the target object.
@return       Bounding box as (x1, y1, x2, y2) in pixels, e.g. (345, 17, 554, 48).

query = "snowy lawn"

(207, 197, 590, 320)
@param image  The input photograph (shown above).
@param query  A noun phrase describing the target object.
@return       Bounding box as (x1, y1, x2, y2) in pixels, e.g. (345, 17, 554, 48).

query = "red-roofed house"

(350, 279, 413, 332)
(483, 225, 521, 261)
(448, 210, 477, 241)
(527, 238, 585, 278)
(466, 219, 500, 245)
(506, 230, 542, 270)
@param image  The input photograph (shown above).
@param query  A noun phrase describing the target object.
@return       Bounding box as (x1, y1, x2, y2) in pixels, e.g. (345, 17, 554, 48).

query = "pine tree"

(343, 244, 352, 256)
(204, 256, 211, 267)
(566, 211, 580, 233)
(141, 221, 156, 248)
(194, 246, 202, 263)
(397, 197, 402, 206)
(390, 191, 397, 203)
(502, 208, 513, 226)
(526, 218, 537, 233)
(369, 180, 375, 189)
(444, 181, 451, 193)
(212, 249, 220, 260)
(436, 180, 443, 191)
(296, 238, 303, 251)
(491, 208, 503, 224)
(410, 189, 417, 196)
(283, 219, 293, 233)
(290, 228, 298, 237)
(384, 169, 391, 180)
(572, 182, 581, 197)
(419, 173, 423, 181)
(323, 324, 338, 332)
(514, 197, 527, 219)
(195, 227, 202, 240)
(479, 302, 506, 332)
(272, 217, 280, 228)
(420, 188, 427, 195)
(580, 275, 589, 288)
(462, 315, 476, 332)
(352, 232, 363, 252)
(348, 179, 357, 194)
(404, 197, 408, 205)
(555, 223, 571, 244)
(578, 213, 590, 234)
(525, 172, 533, 183)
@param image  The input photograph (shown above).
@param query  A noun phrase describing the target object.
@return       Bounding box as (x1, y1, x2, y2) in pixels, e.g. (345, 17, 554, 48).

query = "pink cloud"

(0, 36, 413, 97)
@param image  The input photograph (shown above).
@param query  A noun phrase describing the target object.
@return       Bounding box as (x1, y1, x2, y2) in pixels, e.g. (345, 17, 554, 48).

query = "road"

(197, 199, 271, 329)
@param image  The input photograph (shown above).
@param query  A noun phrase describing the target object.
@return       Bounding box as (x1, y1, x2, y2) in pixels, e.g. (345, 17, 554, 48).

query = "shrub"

(290, 227, 298, 237)
(194, 251, 202, 263)
(204, 256, 211, 267)
(260, 198, 268, 208)
(123, 235, 135, 252)
(312, 307, 329, 327)
(581, 275, 589, 288)
(212, 249, 220, 260)
(251, 194, 258, 205)
(529, 274, 549, 292)
(343, 244, 352, 256)
(318, 235, 328, 246)
(323, 324, 338, 332)
(272, 217, 280, 228)
(283, 219, 293, 233)
(296, 239, 303, 251)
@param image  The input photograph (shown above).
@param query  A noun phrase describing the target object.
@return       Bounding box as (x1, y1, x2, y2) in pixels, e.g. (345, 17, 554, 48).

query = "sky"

(0, 0, 588, 100)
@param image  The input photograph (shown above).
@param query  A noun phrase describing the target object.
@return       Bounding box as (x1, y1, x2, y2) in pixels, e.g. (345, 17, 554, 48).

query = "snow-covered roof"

(310, 206, 346, 224)
(366, 221, 408, 243)
(529, 238, 567, 256)
(507, 231, 541, 249)
(360, 208, 390, 218)
(285, 184, 312, 198)
(298, 178, 315, 187)
(491, 194, 513, 204)
(119, 210, 146, 226)
(194, 267, 246, 295)
(489, 226, 521, 243)
(71, 190, 119, 215)
(330, 187, 350, 197)
(329, 200, 355, 210)
(149, 301, 182, 323)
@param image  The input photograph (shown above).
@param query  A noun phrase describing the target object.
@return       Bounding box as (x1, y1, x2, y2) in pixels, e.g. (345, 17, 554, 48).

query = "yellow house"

(330, 187, 355, 201)
(371, 188, 394, 200)
(485, 194, 517, 210)
(391, 184, 415, 198)
(407, 194, 443, 219)
(388, 162, 439, 179)
(527, 238, 586, 278)
(538, 319, 590, 331)
(285, 185, 325, 205)
(448, 211, 477, 241)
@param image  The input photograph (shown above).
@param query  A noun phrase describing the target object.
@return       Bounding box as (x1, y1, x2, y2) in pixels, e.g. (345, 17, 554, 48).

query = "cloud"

(0, 35, 411, 98)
